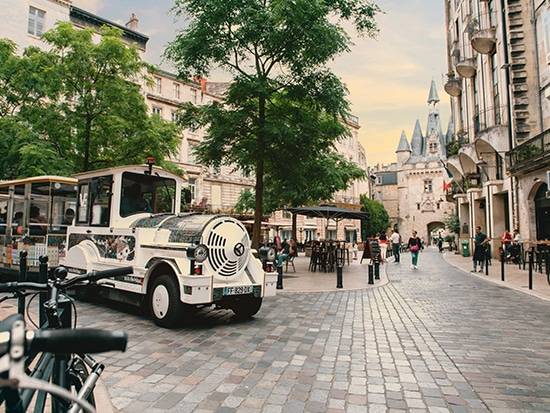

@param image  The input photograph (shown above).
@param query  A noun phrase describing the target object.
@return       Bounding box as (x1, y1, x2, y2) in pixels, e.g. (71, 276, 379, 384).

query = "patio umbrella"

(287, 205, 369, 240)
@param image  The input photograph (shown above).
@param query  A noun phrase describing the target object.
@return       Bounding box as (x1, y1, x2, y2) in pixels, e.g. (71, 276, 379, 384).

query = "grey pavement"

(74, 249, 550, 412)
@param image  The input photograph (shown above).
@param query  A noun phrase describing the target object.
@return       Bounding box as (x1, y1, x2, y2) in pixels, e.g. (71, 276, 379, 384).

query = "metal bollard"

(528, 250, 533, 290)
(500, 250, 505, 282)
(18, 250, 28, 282)
(17, 251, 28, 315)
(368, 264, 374, 285)
(485, 253, 489, 276)
(336, 264, 343, 289)
(38, 255, 49, 327)
(276, 266, 283, 290)
(374, 261, 380, 280)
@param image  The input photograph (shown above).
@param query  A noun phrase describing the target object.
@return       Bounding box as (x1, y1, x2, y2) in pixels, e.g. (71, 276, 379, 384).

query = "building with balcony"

(0, 0, 255, 213)
(443, 0, 550, 246)
(392, 82, 456, 243)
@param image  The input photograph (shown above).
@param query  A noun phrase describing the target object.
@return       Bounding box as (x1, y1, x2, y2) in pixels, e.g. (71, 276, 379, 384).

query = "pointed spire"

(427, 80, 440, 105)
(396, 130, 411, 152)
(410, 119, 423, 156)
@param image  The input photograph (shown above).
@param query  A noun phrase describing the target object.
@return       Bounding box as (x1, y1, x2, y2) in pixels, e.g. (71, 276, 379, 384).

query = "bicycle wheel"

(67, 357, 96, 408)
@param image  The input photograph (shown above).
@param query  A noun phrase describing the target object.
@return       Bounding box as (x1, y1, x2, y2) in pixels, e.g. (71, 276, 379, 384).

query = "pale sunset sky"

(74, 0, 450, 166)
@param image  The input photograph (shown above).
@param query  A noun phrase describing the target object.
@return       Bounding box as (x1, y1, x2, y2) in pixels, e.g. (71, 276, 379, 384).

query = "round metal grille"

(202, 218, 250, 278)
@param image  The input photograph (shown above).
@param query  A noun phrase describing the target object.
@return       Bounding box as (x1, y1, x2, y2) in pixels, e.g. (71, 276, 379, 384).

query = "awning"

(287, 206, 369, 221)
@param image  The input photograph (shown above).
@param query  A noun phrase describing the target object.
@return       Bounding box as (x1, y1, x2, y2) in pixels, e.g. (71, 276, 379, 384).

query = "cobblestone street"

(76, 249, 550, 412)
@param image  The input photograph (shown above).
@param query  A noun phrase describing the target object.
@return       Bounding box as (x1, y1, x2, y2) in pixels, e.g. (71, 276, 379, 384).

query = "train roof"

(0, 176, 77, 188)
(72, 165, 187, 181)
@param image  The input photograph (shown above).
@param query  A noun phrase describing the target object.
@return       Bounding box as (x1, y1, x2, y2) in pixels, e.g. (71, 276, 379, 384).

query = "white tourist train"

(57, 164, 277, 327)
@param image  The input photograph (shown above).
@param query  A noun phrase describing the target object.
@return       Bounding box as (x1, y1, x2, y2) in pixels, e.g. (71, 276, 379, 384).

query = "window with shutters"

(28, 6, 45, 36)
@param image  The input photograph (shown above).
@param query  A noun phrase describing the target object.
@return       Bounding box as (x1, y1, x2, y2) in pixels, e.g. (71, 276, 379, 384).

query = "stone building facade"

(0, 0, 255, 213)
(370, 163, 399, 230)
(370, 83, 454, 243)
(394, 82, 455, 243)
(442, 0, 550, 250)
(1, 0, 369, 226)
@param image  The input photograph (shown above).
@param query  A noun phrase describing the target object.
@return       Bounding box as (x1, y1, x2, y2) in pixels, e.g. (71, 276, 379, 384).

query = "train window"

(90, 176, 112, 226)
(29, 183, 49, 235)
(51, 182, 77, 233)
(77, 183, 89, 224)
(120, 172, 176, 217)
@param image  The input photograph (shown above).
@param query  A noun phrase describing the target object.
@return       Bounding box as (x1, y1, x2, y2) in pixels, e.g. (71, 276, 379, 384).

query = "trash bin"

(461, 240, 470, 257)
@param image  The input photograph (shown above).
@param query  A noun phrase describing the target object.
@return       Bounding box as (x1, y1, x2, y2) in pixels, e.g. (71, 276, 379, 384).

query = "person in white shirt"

(390, 229, 401, 263)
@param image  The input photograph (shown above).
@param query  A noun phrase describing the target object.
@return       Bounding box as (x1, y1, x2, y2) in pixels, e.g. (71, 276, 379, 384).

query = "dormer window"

(428, 142, 438, 154)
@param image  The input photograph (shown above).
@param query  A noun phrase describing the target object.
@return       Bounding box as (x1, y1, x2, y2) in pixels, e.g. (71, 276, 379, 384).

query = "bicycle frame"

(2, 275, 101, 412)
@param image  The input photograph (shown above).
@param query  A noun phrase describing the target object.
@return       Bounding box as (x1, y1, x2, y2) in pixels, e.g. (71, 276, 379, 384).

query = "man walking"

(390, 229, 401, 263)
(473, 226, 490, 273)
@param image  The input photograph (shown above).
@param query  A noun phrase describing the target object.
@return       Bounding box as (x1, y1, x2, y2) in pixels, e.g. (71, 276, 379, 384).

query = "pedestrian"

(501, 229, 512, 259)
(379, 231, 388, 263)
(407, 231, 423, 269)
(437, 235, 444, 253)
(472, 226, 490, 273)
(390, 229, 401, 263)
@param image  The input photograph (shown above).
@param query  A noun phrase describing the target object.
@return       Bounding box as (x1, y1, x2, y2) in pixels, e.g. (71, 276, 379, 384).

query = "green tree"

(444, 214, 460, 234)
(234, 188, 256, 215)
(0, 24, 182, 179)
(166, 0, 379, 247)
(360, 195, 389, 237)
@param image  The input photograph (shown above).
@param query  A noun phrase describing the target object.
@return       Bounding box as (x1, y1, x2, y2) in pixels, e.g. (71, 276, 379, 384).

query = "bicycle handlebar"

(66, 266, 133, 287)
(0, 282, 49, 293)
(0, 266, 134, 293)
(29, 329, 128, 354)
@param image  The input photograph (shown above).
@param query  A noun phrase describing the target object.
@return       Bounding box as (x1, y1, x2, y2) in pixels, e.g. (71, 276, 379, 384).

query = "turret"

(410, 120, 423, 157)
(396, 130, 411, 165)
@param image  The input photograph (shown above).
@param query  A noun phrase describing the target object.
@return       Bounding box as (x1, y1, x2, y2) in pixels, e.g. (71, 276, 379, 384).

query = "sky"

(73, 0, 450, 166)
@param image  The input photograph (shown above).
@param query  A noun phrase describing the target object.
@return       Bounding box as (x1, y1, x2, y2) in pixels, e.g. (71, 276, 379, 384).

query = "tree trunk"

(252, 96, 266, 249)
(83, 116, 92, 171)
(291, 213, 297, 242)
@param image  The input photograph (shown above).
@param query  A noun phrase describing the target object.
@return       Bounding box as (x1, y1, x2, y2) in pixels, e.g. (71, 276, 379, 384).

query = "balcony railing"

(473, 105, 509, 135)
(508, 129, 550, 174)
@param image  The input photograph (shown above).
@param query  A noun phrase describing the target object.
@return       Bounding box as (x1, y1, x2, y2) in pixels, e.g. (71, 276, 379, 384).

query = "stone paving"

(4, 249, 550, 412)
(443, 250, 550, 301)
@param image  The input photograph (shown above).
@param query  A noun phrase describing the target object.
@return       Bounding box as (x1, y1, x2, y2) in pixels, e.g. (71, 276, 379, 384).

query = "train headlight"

(259, 246, 276, 262)
(187, 244, 209, 263)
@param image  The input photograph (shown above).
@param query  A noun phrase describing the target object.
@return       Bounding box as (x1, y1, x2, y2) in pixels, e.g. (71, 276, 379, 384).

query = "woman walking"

(408, 231, 423, 270)
(379, 232, 388, 263)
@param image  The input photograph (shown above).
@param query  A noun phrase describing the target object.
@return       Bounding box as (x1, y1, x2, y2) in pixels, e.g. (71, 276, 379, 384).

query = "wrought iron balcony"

(444, 72, 462, 97)
(508, 128, 550, 174)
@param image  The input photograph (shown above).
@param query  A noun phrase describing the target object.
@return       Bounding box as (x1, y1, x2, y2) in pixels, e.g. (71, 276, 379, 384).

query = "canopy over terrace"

(287, 205, 369, 241)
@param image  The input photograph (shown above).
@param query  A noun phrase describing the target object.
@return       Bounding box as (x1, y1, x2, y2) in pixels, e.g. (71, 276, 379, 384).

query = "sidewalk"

(281, 254, 388, 292)
(443, 250, 550, 301)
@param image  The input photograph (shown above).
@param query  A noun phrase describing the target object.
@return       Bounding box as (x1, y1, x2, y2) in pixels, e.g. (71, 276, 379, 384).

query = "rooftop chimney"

(125, 13, 139, 31)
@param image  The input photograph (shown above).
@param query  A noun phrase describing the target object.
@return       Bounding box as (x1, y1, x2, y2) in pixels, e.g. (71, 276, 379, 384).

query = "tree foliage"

(360, 195, 389, 237)
(166, 0, 379, 247)
(445, 214, 460, 234)
(0, 23, 181, 180)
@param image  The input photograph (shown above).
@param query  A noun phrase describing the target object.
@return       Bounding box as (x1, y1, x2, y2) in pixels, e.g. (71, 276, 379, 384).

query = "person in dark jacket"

(473, 226, 489, 272)
(407, 231, 423, 270)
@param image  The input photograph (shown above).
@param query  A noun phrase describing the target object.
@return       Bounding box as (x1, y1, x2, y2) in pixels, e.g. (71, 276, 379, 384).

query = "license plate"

(223, 286, 254, 296)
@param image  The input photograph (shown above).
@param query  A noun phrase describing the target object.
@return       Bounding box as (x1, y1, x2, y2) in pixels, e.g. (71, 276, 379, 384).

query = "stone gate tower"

(395, 81, 455, 243)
